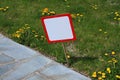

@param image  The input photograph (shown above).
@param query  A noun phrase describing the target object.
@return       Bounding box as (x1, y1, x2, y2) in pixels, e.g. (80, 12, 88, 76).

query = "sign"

(41, 14, 76, 43)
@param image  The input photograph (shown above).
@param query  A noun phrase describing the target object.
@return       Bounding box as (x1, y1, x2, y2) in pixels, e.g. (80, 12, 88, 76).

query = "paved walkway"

(0, 34, 91, 80)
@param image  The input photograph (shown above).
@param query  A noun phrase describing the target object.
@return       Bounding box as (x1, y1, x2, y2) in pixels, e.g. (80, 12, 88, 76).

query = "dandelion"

(77, 13, 80, 16)
(6, 6, 9, 9)
(25, 24, 29, 26)
(67, 55, 70, 59)
(92, 72, 97, 78)
(16, 31, 20, 34)
(18, 29, 24, 33)
(115, 12, 118, 15)
(41, 35, 44, 38)
(49, 11, 56, 15)
(98, 77, 102, 80)
(80, 14, 83, 17)
(42, 12, 45, 15)
(13, 33, 21, 38)
(102, 72, 106, 76)
(101, 73, 106, 78)
(43, 8, 48, 13)
(114, 17, 117, 20)
(118, 18, 120, 21)
(104, 32, 107, 34)
(112, 58, 118, 63)
(47, 12, 50, 15)
(3, 9, 7, 11)
(78, 19, 80, 22)
(111, 51, 115, 55)
(40, 35, 45, 40)
(104, 53, 108, 56)
(91, 4, 98, 10)
(26, 26, 30, 29)
(113, 59, 118, 63)
(94, 7, 97, 10)
(99, 29, 102, 31)
(108, 60, 112, 63)
(71, 14, 76, 18)
(116, 13, 119, 16)
(98, 71, 102, 74)
(116, 75, 120, 79)
(106, 67, 111, 73)
(34, 35, 38, 38)
(0, 8, 4, 11)
(102, 75, 106, 78)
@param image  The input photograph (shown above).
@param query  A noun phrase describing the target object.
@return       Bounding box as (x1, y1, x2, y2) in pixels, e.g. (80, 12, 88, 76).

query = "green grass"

(0, 0, 120, 79)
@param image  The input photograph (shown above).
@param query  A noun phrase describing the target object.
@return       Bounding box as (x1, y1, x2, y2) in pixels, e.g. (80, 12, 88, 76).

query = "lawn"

(0, 0, 120, 80)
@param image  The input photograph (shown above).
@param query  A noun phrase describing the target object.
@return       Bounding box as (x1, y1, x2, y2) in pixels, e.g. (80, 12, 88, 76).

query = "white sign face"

(41, 14, 76, 43)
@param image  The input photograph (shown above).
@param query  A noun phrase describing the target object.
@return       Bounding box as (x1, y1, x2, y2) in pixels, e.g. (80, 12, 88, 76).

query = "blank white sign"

(41, 14, 76, 43)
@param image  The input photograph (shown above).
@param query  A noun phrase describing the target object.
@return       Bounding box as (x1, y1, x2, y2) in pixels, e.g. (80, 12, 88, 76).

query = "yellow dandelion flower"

(102, 72, 106, 76)
(112, 58, 118, 63)
(78, 19, 80, 22)
(48, 12, 50, 15)
(16, 31, 20, 34)
(112, 51, 115, 55)
(108, 60, 112, 63)
(50, 11, 56, 15)
(98, 71, 102, 74)
(0, 8, 4, 11)
(42, 12, 45, 15)
(41, 35, 44, 38)
(106, 67, 111, 73)
(99, 29, 102, 31)
(92, 72, 97, 78)
(77, 13, 80, 16)
(26, 27, 30, 29)
(18, 29, 24, 33)
(35, 35, 38, 38)
(118, 18, 120, 21)
(113, 59, 118, 63)
(104, 53, 108, 56)
(67, 55, 70, 59)
(104, 32, 107, 34)
(80, 14, 83, 17)
(43, 8, 48, 13)
(13, 33, 21, 38)
(25, 24, 29, 26)
(6, 6, 9, 9)
(102, 75, 106, 78)
(112, 58, 116, 61)
(116, 13, 119, 16)
(115, 12, 118, 14)
(94, 7, 97, 10)
(114, 17, 117, 20)
(94, 5, 97, 7)
(3, 9, 7, 11)
(116, 75, 120, 79)
(71, 14, 76, 18)
(98, 77, 102, 80)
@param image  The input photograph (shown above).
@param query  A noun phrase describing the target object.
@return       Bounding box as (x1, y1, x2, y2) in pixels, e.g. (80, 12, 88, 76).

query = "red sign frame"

(41, 13, 76, 43)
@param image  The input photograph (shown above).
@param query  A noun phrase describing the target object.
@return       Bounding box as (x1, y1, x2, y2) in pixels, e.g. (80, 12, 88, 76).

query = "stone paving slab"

(0, 54, 14, 64)
(0, 63, 16, 76)
(26, 75, 46, 80)
(0, 34, 91, 80)
(0, 35, 37, 60)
